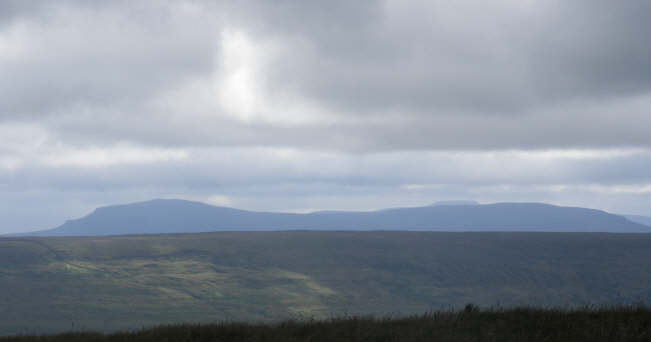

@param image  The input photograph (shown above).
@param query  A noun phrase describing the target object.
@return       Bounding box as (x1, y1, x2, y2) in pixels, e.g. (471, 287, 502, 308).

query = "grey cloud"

(0, 1, 216, 119)
(4, 148, 651, 194)
(274, 1, 651, 116)
(2, 1, 651, 150)
(33, 95, 650, 152)
(3, 1, 651, 233)
(216, 0, 651, 143)
(524, 0, 651, 100)
(0, 0, 52, 27)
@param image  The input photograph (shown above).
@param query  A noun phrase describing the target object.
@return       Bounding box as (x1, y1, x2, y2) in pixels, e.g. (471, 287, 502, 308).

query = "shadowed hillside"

(1, 231, 651, 335)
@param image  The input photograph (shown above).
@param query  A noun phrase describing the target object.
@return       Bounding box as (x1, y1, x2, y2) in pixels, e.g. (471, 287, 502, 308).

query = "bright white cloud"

(215, 28, 337, 126)
(218, 29, 268, 122)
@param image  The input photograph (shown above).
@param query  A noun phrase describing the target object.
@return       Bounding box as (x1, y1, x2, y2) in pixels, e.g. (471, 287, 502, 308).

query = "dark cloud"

(226, 0, 651, 117)
(0, 1, 216, 119)
(519, 1, 651, 102)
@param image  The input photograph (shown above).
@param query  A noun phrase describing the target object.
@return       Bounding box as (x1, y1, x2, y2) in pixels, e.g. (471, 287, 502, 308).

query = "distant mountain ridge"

(19, 199, 650, 236)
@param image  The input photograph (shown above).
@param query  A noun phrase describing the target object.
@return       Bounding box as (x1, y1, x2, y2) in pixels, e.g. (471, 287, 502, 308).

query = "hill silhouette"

(23, 199, 649, 236)
(624, 214, 651, 227)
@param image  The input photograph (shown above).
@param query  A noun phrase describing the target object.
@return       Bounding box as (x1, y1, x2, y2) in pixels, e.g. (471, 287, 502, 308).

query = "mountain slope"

(624, 215, 651, 227)
(1, 231, 651, 335)
(26, 199, 650, 236)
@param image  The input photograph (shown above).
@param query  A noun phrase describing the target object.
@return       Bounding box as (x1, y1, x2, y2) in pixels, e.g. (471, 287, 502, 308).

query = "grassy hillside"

(2, 307, 651, 342)
(1, 231, 651, 335)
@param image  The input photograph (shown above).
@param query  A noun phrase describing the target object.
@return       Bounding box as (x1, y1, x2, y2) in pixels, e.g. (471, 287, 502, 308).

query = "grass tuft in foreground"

(2, 305, 650, 342)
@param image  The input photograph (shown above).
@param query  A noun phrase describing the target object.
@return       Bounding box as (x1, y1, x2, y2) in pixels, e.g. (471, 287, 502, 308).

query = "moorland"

(1, 231, 651, 335)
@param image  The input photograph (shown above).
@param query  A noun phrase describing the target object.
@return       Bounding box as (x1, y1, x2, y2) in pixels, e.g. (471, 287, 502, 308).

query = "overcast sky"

(1, 0, 651, 233)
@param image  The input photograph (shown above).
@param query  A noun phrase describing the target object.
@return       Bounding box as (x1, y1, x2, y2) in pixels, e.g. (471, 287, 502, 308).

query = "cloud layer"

(1, 0, 650, 232)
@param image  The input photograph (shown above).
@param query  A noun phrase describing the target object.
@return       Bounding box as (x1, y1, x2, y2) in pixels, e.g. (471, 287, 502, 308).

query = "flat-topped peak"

(17, 199, 649, 237)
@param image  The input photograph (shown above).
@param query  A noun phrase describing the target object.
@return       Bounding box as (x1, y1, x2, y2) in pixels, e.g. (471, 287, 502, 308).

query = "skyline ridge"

(15, 198, 649, 237)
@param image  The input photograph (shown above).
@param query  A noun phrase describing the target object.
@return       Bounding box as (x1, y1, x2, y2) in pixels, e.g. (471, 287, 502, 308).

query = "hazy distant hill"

(1, 231, 651, 335)
(24, 199, 649, 236)
(624, 215, 651, 227)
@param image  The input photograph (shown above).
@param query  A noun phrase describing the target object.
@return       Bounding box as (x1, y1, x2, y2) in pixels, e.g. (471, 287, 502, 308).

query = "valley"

(2, 231, 651, 335)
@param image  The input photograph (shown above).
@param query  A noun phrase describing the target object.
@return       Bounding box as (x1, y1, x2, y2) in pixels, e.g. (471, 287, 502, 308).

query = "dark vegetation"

(1, 231, 651, 335)
(2, 306, 651, 342)
(24, 199, 650, 236)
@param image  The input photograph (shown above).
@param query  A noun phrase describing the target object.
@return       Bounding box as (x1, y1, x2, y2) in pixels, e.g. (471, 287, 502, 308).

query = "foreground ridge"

(4, 306, 651, 342)
(2, 231, 651, 335)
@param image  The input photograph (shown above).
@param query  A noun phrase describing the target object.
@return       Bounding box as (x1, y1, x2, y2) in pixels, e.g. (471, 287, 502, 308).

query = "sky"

(1, 0, 651, 233)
